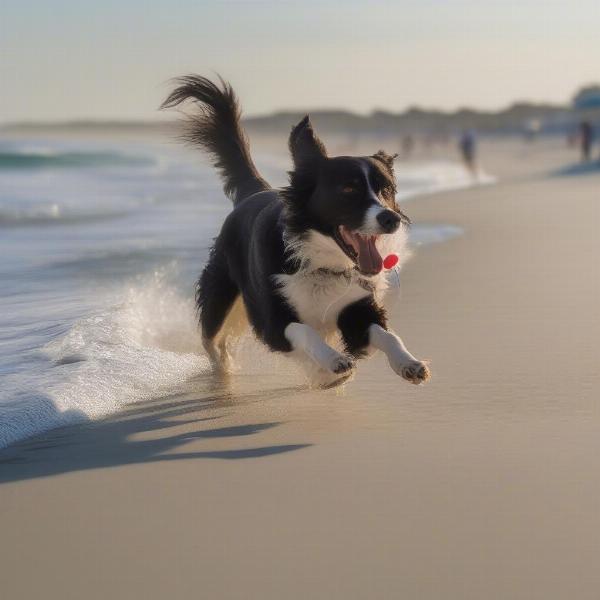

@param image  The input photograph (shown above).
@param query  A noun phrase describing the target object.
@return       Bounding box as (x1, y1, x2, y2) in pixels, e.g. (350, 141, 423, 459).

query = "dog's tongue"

(340, 227, 383, 275)
(355, 234, 383, 275)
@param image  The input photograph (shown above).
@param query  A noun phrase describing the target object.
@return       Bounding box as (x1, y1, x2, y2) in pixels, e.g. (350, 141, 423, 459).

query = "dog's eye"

(340, 180, 360, 194)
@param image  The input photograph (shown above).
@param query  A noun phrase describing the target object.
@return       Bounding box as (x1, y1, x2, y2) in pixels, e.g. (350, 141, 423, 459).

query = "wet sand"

(2, 139, 600, 599)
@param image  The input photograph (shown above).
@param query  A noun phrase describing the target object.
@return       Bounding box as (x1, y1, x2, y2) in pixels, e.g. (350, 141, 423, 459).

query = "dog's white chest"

(275, 271, 383, 333)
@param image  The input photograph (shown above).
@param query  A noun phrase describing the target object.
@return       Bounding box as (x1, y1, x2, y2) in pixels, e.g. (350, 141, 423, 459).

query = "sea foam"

(0, 270, 210, 448)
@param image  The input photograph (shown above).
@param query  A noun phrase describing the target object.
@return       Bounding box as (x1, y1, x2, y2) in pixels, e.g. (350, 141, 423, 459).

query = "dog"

(162, 75, 430, 387)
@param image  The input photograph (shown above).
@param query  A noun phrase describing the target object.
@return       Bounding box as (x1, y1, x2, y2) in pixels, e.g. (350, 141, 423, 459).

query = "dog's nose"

(376, 209, 401, 233)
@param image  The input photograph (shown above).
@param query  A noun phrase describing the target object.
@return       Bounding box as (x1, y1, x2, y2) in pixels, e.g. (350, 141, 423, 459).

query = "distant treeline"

(3, 103, 600, 137)
(244, 103, 600, 136)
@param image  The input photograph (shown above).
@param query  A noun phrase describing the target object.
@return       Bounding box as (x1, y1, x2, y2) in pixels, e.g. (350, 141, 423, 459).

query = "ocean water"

(0, 136, 489, 448)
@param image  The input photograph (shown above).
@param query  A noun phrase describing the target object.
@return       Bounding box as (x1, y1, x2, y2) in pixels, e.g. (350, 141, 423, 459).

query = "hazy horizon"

(2, 0, 599, 123)
(0, 96, 577, 127)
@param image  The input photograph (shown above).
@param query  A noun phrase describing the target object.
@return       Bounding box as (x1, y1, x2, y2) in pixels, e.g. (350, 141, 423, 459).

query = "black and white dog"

(162, 75, 430, 386)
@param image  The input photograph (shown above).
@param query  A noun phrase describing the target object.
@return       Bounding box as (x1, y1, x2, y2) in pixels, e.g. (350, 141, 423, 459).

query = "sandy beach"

(1, 139, 599, 599)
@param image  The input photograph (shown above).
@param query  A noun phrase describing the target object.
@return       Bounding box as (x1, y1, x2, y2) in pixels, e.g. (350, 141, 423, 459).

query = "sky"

(1, 0, 599, 122)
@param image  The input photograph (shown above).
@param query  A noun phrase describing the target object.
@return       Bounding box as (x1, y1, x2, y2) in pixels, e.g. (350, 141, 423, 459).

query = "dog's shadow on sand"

(0, 376, 311, 485)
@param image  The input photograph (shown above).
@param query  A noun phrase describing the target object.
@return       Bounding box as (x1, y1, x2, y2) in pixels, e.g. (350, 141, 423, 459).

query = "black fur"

(161, 75, 269, 204)
(338, 297, 387, 357)
(163, 74, 410, 359)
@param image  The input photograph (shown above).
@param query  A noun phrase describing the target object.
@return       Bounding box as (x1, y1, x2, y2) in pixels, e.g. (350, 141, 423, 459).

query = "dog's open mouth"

(334, 225, 383, 276)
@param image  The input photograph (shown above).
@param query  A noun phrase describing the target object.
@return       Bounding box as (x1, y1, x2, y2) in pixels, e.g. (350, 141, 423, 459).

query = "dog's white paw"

(328, 353, 355, 375)
(390, 358, 431, 385)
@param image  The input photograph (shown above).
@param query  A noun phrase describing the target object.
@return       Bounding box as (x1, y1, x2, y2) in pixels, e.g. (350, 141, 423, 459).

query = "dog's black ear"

(289, 115, 327, 168)
(372, 150, 397, 170)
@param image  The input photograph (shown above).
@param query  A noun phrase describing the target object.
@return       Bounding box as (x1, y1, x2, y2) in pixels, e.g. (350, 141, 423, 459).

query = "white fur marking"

(369, 324, 417, 366)
(275, 226, 409, 334)
(369, 323, 429, 383)
(361, 204, 386, 235)
(284, 229, 354, 272)
(275, 269, 383, 332)
(284, 322, 353, 373)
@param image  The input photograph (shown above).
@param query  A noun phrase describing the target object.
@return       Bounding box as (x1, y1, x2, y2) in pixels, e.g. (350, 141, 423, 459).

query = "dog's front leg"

(284, 323, 354, 374)
(369, 324, 430, 385)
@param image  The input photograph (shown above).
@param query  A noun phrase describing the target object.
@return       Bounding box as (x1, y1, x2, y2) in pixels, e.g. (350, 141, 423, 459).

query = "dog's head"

(283, 116, 410, 276)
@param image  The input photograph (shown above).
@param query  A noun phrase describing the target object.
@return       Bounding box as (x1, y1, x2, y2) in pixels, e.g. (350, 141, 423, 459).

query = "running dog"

(162, 75, 430, 387)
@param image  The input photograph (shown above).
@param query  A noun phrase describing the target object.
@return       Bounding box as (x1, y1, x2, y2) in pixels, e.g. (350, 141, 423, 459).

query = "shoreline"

(2, 139, 600, 599)
(0, 144, 485, 451)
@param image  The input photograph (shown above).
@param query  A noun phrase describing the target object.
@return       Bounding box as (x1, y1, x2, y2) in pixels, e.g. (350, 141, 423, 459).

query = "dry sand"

(1, 139, 599, 599)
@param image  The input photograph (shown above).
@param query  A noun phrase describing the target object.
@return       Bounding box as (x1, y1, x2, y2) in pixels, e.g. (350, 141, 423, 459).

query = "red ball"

(383, 254, 399, 269)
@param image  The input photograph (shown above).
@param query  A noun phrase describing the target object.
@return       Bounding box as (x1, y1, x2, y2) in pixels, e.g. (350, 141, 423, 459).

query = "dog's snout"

(376, 209, 401, 233)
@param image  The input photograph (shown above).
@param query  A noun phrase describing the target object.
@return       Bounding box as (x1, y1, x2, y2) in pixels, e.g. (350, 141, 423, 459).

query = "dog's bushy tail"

(161, 75, 269, 204)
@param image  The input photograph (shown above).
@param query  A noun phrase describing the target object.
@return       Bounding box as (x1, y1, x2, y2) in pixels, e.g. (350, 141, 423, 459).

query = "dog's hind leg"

(215, 296, 248, 369)
(197, 260, 239, 373)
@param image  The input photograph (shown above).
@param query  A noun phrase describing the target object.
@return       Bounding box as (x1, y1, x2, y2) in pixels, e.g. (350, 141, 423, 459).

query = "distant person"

(401, 134, 414, 158)
(524, 119, 541, 142)
(459, 129, 477, 175)
(579, 120, 594, 161)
